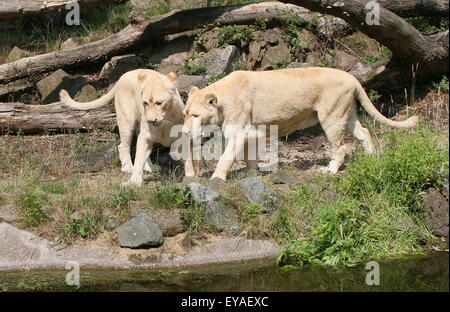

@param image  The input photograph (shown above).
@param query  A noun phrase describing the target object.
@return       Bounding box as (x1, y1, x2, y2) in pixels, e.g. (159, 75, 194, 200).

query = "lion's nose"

(182, 125, 190, 135)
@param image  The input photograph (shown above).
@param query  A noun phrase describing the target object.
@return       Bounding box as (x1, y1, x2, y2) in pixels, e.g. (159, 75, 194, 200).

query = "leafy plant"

(216, 25, 255, 47)
(16, 191, 49, 227)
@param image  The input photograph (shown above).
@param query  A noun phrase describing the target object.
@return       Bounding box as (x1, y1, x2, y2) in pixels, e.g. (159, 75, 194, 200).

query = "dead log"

(0, 2, 327, 84)
(0, 102, 116, 134)
(378, 0, 449, 17)
(284, 0, 449, 80)
(0, 0, 127, 20)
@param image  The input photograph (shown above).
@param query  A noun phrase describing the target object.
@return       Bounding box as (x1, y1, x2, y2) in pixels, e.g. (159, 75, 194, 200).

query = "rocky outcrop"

(247, 28, 291, 70)
(36, 69, 98, 104)
(195, 45, 239, 77)
(7, 47, 33, 62)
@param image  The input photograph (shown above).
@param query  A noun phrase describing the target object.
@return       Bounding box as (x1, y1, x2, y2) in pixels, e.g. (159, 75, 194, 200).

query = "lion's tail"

(355, 83, 418, 128)
(60, 84, 116, 110)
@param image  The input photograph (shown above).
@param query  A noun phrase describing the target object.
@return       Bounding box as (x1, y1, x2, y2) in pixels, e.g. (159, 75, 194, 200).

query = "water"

(0, 252, 448, 292)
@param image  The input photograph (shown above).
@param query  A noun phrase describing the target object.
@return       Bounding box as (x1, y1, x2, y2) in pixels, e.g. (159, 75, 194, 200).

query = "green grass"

(16, 191, 50, 227)
(148, 184, 191, 210)
(216, 25, 255, 47)
(277, 127, 448, 267)
(432, 75, 449, 92)
(406, 16, 449, 34)
(142, 0, 171, 16)
(41, 181, 66, 195)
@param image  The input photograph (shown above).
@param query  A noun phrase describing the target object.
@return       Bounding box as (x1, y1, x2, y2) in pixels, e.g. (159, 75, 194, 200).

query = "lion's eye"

(143, 101, 149, 106)
(155, 101, 163, 106)
(192, 114, 199, 118)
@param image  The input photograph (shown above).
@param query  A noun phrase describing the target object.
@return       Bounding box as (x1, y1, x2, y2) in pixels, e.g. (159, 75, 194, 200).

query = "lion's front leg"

(122, 134, 153, 187)
(211, 136, 244, 182)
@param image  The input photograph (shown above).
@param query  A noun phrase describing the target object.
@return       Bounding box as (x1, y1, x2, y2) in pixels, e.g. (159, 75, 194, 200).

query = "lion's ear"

(138, 72, 148, 84)
(167, 72, 177, 83)
(206, 94, 218, 109)
(189, 86, 199, 96)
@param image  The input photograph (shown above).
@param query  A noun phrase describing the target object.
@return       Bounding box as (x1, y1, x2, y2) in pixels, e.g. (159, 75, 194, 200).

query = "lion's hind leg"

(347, 110, 375, 154)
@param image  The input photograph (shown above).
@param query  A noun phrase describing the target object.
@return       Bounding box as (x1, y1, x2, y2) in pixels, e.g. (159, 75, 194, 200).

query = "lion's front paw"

(121, 164, 133, 173)
(144, 162, 153, 173)
(121, 176, 143, 187)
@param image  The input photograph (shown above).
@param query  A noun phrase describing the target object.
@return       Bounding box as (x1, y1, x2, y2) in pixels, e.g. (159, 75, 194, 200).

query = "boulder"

(269, 170, 300, 186)
(333, 50, 359, 71)
(422, 188, 449, 237)
(36, 69, 98, 104)
(144, 36, 193, 66)
(239, 177, 279, 213)
(104, 217, 118, 232)
(99, 54, 145, 84)
(195, 45, 239, 77)
(60, 37, 87, 51)
(286, 62, 312, 69)
(116, 213, 164, 248)
(316, 16, 354, 38)
(188, 182, 219, 203)
(7, 47, 33, 62)
(308, 183, 342, 202)
(176, 74, 208, 100)
(0, 204, 20, 223)
(148, 209, 188, 237)
(201, 201, 240, 233)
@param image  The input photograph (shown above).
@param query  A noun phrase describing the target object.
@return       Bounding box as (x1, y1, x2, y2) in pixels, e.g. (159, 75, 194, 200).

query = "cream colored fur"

(183, 67, 419, 181)
(60, 69, 195, 186)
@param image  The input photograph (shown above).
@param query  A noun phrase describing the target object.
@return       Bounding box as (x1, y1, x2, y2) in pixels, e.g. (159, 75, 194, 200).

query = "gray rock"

(442, 180, 449, 199)
(423, 187, 449, 237)
(117, 213, 164, 248)
(269, 170, 300, 186)
(196, 45, 239, 76)
(0, 204, 20, 223)
(145, 36, 192, 66)
(201, 201, 240, 233)
(104, 217, 118, 232)
(36, 69, 98, 104)
(306, 52, 332, 66)
(286, 62, 312, 69)
(99, 54, 145, 84)
(316, 16, 353, 38)
(333, 50, 359, 71)
(239, 177, 278, 213)
(60, 37, 86, 51)
(148, 209, 187, 237)
(308, 183, 342, 202)
(176, 74, 208, 95)
(188, 182, 219, 203)
(7, 47, 33, 62)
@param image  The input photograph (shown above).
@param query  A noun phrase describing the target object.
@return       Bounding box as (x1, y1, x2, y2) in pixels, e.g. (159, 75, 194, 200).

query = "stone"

(36, 69, 98, 104)
(117, 213, 164, 248)
(247, 28, 291, 70)
(176, 74, 208, 101)
(201, 201, 240, 233)
(144, 36, 193, 66)
(297, 29, 318, 50)
(422, 188, 449, 237)
(0, 56, 7, 65)
(269, 170, 300, 186)
(306, 52, 333, 66)
(196, 29, 220, 51)
(99, 54, 145, 84)
(195, 45, 239, 76)
(188, 182, 219, 203)
(239, 177, 279, 213)
(316, 16, 353, 38)
(7, 47, 33, 62)
(0, 204, 20, 223)
(333, 50, 359, 71)
(442, 180, 448, 199)
(69, 210, 83, 220)
(104, 217, 118, 232)
(308, 183, 342, 202)
(149, 209, 188, 237)
(286, 62, 312, 69)
(60, 37, 86, 51)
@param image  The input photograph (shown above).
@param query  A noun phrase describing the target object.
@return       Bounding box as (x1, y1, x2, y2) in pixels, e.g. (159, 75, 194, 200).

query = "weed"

(216, 25, 254, 47)
(16, 191, 49, 227)
(432, 75, 449, 93)
(41, 181, 66, 195)
(148, 184, 190, 210)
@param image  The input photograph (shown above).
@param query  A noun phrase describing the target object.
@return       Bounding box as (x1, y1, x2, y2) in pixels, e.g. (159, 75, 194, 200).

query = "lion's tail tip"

(403, 115, 419, 128)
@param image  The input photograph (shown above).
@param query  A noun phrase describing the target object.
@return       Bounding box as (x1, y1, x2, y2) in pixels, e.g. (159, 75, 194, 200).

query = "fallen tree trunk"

(284, 0, 449, 80)
(0, 102, 116, 134)
(378, 0, 449, 17)
(0, 2, 327, 84)
(0, 0, 127, 19)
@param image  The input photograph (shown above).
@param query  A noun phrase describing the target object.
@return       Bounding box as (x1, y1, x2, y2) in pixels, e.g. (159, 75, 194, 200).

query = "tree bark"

(283, 0, 449, 79)
(378, 0, 449, 17)
(0, 0, 127, 20)
(0, 2, 322, 84)
(0, 102, 116, 134)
